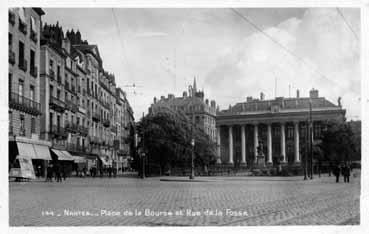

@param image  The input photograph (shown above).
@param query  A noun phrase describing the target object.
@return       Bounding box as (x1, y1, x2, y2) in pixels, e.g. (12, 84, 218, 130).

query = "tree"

(318, 120, 360, 164)
(138, 108, 216, 175)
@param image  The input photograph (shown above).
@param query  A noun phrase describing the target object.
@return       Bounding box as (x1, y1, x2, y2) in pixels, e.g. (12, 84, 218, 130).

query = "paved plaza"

(9, 173, 360, 226)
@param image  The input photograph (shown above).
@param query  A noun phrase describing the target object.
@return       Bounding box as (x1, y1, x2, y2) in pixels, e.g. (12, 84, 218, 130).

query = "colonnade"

(216, 122, 302, 165)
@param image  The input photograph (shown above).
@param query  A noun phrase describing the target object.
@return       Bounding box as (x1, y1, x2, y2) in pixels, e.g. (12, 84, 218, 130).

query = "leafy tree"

(318, 120, 360, 163)
(138, 107, 216, 175)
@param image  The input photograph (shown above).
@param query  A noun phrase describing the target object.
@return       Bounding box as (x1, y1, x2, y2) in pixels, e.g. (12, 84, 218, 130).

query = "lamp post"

(304, 119, 308, 180)
(190, 137, 195, 180)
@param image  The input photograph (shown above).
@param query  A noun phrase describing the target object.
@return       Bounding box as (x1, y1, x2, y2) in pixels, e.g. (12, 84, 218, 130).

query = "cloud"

(205, 8, 360, 119)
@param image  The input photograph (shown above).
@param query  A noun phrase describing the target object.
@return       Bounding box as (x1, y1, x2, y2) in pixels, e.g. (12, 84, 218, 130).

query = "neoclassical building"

(215, 89, 346, 166)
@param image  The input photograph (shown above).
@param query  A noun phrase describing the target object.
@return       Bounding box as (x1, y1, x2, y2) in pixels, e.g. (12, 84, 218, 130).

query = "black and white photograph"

(2, 0, 366, 231)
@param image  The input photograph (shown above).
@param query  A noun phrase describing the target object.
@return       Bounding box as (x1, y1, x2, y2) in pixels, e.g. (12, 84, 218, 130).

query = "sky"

(43, 8, 361, 121)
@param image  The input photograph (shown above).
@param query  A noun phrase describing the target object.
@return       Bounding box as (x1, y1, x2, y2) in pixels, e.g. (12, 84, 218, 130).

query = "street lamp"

(190, 138, 195, 179)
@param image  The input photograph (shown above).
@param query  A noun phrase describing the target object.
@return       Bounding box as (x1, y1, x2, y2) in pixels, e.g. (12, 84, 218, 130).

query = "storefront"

(9, 137, 51, 180)
(50, 149, 74, 176)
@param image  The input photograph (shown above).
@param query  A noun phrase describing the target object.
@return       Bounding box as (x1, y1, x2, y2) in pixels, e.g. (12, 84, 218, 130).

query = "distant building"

(216, 89, 346, 166)
(149, 78, 217, 142)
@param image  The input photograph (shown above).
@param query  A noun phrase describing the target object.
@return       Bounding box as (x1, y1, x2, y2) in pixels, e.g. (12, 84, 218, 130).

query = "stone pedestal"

(255, 154, 266, 167)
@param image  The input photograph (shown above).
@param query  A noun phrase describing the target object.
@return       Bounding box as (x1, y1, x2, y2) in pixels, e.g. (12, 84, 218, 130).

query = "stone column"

(216, 127, 221, 164)
(294, 121, 300, 163)
(280, 123, 286, 163)
(254, 124, 258, 163)
(241, 125, 246, 165)
(267, 123, 272, 164)
(228, 126, 234, 164)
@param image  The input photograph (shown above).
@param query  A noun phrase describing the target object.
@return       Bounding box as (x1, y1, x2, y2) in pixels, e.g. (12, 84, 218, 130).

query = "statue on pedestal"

(256, 139, 266, 167)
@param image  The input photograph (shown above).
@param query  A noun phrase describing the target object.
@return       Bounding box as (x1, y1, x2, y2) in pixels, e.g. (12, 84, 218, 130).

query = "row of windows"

(9, 34, 37, 72)
(9, 111, 36, 134)
(9, 73, 35, 101)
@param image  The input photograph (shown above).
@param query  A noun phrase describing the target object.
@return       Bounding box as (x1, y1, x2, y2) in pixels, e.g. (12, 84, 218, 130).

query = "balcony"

(49, 69, 55, 80)
(9, 50, 15, 65)
(92, 112, 101, 122)
(30, 66, 38, 78)
(9, 92, 41, 116)
(66, 143, 87, 153)
(49, 96, 66, 112)
(18, 59, 27, 72)
(103, 119, 110, 127)
(9, 11, 15, 25)
(18, 18, 27, 35)
(89, 136, 101, 145)
(50, 125, 68, 139)
(111, 125, 117, 134)
(65, 100, 78, 113)
(30, 30, 38, 43)
(71, 85, 76, 94)
(64, 121, 78, 133)
(101, 100, 110, 110)
(78, 125, 89, 136)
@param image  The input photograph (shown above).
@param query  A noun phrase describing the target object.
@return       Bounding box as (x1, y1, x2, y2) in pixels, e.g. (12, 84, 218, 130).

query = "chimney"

(309, 88, 319, 98)
(160, 95, 165, 100)
(168, 94, 175, 99)
(260, 92, 265, 101)
(296, 89, 300, 98)
(62, 38, 71, 54)
(153, 97, 157, 104)
(205, 99, 209, 105)
(183, 91, 188, 98)
(246, 96, 253, 102)
(210, 100, 216, 108)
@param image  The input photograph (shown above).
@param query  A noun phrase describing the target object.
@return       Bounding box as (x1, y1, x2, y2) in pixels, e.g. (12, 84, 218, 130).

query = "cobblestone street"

(9, 173, 360, 226)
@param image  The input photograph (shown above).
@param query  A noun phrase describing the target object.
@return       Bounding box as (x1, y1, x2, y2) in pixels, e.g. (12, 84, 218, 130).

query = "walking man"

(333, 163, 341, 183)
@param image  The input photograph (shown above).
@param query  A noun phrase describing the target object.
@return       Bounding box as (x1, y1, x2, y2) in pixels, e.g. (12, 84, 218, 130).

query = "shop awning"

(17, 142, 37, 159)
(51, 149, 74, 161)
(99, 155, 110, 166)
(33, 145, 52, 160)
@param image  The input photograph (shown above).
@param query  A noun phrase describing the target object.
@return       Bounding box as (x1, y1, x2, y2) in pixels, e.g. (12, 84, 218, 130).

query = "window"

(30, 85, 35, 101)
(30, 49, 35, 70)
(18, 41, 24, 65)
(9, 111, 13, 133)
(57, 89, 61, 99)
(57, 65, 60, 78)
(18, 80, 24, 96)
(8, 73, 12, 94)
(49, 59, 54, 69)
(49, 112, 53, 129)
(50, 85, 54, 97)
(20, 114, 25, 135)
(31, 117, 36, 133)
(30, 16, 36, 33)
(57, 115, 60, 129)
(287, 126, 294, 139)
(9, 33, 12, 49)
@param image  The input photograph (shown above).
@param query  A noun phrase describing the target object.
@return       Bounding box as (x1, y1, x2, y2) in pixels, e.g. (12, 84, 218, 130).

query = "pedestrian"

(343, 163, 351, 183)
(46, 165, 53, 182)
(83, 167, 87, 177)
(108, 166, 112, 178)
(62, 166, 66, 181)
(55, 164, 62, 182)
(333, 163, 341, 183)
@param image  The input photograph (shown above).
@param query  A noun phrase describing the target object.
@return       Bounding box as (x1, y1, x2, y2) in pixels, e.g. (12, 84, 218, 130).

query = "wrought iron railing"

(9, 92, 41, 115)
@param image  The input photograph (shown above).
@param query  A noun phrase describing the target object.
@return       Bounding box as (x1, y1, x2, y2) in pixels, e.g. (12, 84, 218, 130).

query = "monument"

(256, 140, 266, 167)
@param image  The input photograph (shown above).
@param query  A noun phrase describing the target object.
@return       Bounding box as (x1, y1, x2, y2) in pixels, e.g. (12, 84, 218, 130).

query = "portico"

(215, 90, 346, 166)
